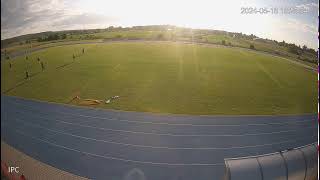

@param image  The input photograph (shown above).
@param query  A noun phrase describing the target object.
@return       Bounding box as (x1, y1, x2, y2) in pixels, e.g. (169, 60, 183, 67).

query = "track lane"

(2, 95, 316, 125)
(2, 98, 317, 136)
(2, 109, 317, 149)
(2, 117, 317, 150)
(1, 95, 318, 180)
(1, 122, 316, 166)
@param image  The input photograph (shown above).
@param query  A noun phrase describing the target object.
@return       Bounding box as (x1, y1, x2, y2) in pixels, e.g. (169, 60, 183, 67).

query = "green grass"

(1, 42, 317, 115)
(3, 29, 317, 67)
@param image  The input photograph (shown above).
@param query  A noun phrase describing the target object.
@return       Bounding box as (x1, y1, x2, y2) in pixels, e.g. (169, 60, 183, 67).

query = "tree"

(279, 40, 286, 46)
(302, 45, 307, 52)
(228, 42, 232, 46)
(221, 40, 226, 45)
(61, 34, 67, 39)
(288, 45, 300, 55)
(249, 44, 255, 49)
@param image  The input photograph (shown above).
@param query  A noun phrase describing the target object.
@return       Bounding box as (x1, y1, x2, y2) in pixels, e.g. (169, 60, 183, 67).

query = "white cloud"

(1, 0, 318, 49)
(295, 2, 318, 11)
(1, 0, 115, 39)
(286, 18, 317, 35)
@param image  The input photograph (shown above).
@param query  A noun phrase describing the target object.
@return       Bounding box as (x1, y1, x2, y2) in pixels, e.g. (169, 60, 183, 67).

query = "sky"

(1, 0, 318, 49)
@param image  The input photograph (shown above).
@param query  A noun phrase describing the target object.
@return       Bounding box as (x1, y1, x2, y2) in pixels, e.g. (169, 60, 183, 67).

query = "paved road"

(1, 95, 317, 180)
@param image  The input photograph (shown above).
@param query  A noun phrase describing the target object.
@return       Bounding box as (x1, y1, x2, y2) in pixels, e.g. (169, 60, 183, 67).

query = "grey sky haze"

(1, 0, 318, 49)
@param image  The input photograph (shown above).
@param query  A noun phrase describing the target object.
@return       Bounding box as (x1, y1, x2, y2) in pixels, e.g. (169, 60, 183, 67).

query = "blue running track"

(1, 95, 317, 180)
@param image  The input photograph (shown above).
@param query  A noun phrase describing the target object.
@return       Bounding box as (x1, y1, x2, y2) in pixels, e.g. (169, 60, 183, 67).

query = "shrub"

(157, 33, 164, 40)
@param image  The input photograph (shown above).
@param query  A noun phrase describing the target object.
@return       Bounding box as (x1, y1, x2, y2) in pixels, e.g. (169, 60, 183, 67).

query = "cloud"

(52, 13, 115, 27)
(286, 18, 317, 35)
(1, 0, 318, 49)
(1, 0, 115, 39)
(295, 2, 318, 11)
(271, 17, 318, 48)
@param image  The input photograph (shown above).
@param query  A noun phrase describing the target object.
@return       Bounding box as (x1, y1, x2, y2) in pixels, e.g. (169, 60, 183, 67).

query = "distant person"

(37, 57, 40, 62)
(25, 71, 29, 79)
(73, 54, 75, 60)
(82, 48, 85, 54)
(9, 62, 12, 69)
(26, 56, 28, 60)
(41, 62, 45, 71)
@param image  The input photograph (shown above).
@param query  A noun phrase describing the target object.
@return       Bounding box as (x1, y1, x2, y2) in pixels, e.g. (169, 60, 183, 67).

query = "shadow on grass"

(3, 59, 78, 94)
(2, 71, 42, 94)
(55, 61, 74, 70)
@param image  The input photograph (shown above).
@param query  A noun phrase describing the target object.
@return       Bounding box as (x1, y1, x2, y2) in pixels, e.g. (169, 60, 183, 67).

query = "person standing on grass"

(9, 62, 12, 69)
(25, 71, 29, 79)
(82, 48, 85, 54)
(37, 57, 40, 62)
(73, 54, 75, 60)
(41, 61, 45, 71)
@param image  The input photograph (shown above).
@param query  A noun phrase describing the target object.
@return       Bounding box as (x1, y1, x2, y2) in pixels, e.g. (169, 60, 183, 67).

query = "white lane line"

(59, 110, 314, 126)
(6, 110, 318, 137)
(4, 118, 316, 150)
(8, 127, 224, 166)
(6, 101, 316, 127)
(5, 111, 317, 137)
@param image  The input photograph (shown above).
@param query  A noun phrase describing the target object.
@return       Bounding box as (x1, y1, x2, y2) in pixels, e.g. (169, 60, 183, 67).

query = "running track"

(1, 95, 318, 180)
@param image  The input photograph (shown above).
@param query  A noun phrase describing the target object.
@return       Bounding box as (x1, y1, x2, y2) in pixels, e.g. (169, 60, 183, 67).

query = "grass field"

(1, 42, 317, 115)
(2, 28, 317, 68)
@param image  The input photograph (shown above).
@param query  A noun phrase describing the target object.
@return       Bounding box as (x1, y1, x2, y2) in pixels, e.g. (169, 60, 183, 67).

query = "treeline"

(219, 32, 316, 55)
(277, 40, 316, 55)
(1, 25, 317, 61)
(37, 33, 67, 42)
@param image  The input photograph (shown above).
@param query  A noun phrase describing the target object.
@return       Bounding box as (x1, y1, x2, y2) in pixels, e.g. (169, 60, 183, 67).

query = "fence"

(224, 143, 318, 180)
